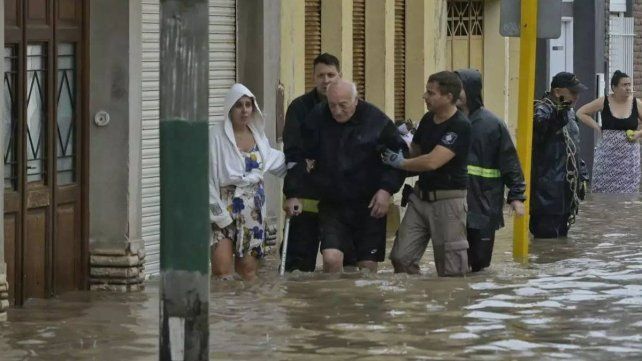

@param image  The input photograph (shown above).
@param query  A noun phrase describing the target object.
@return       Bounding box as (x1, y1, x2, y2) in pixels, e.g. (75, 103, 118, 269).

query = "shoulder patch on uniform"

(441, 132, 458, 145)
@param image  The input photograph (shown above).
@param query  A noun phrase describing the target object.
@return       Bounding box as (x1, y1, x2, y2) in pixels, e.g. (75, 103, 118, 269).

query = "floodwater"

(1, 193, 642, 360)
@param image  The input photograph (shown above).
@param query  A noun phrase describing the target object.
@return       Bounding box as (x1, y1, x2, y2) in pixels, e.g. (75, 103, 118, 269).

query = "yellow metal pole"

(513, 0, 538, 262)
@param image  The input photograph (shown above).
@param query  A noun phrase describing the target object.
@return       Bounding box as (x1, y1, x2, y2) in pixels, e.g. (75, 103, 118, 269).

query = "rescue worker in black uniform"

(531, 72, 589, 238)
(455, 69, 526, 272)
(384, 71, 472, 277)
(292, 79, 407, 273)
(282, 53, 342, 272)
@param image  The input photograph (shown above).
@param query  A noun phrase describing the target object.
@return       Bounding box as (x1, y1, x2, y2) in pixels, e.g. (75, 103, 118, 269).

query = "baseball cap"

(550, 72, 588, 93)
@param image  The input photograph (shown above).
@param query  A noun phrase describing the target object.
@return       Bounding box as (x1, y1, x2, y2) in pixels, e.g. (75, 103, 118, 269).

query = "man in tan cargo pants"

(381, 71, 471, 276)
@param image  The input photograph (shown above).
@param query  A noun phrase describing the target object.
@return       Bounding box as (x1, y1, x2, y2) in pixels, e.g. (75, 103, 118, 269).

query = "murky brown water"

(1, 193, 642, 360)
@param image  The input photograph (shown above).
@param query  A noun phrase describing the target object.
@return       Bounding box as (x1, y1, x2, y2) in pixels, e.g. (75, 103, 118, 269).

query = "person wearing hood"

(282, 53, 344, 272)
(455, 69, 526, 272)
(209, 83, 286, 281)
(530, 72, 589, 238)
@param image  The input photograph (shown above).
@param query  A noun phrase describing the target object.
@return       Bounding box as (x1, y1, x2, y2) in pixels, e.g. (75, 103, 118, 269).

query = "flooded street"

(2, 193, 642, 360)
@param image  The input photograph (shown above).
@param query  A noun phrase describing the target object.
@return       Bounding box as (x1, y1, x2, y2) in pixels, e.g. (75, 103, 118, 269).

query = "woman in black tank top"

(600, 96, 638, 131)
(576, 71, 642, 193)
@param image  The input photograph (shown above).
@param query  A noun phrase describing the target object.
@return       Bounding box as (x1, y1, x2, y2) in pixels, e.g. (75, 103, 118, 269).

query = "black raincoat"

(457, 70, 526, 231)
(531, 93, 589, 216)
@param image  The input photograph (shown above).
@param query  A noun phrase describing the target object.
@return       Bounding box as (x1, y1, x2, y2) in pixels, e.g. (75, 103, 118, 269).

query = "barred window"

(447, 0, 484, 38)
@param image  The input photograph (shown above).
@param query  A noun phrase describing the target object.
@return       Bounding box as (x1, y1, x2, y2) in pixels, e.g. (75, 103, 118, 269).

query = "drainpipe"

(159, 1, 210, 360)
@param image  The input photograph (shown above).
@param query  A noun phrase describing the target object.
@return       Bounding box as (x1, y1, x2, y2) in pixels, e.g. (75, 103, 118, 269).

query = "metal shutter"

(140, 0, 237, 276)
(394, 0, 406, 122)
(305, 0, 322, 92)
(353, 0, 366, 99)
(209, 0, 237, 125)
(141, 0, 161, 277)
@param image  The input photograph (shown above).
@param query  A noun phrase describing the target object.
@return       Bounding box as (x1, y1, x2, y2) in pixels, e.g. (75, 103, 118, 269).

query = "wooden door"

(3, 0, 87, 306)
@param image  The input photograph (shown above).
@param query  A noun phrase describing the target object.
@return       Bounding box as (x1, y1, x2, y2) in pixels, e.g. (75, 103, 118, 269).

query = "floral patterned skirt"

(592, 130, 641, 193)
(213, 183, 266, 258)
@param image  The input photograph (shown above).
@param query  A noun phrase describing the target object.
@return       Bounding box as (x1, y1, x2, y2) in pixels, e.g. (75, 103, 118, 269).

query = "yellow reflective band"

(467, 165, 501, 178)
(301, 199, 319, 213)
(301, 198, 319, 213)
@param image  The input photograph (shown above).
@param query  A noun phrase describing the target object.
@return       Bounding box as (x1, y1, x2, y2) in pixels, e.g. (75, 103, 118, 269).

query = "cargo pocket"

(443, 240, 470, 276)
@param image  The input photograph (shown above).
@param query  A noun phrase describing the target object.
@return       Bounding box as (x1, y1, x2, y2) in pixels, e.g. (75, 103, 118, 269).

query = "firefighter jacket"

(531, 93, 589, 216)
(289, 99, 407, 205)
(457, 69, 526, 231)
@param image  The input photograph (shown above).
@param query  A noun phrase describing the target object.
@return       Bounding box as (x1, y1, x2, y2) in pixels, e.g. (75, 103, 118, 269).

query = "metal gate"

(446, 0, 484, 73)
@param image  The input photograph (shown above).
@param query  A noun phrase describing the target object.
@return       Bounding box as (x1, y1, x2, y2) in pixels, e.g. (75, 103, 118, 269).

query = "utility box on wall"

(499, 0, 562, 39)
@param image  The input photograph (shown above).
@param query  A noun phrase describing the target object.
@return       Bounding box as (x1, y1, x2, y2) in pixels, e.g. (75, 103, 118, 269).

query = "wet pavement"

(2, 193, 642, 360)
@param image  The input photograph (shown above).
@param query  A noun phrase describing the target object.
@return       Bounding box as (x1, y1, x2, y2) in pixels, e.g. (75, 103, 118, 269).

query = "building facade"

(634, 0, 642, 97)
(0, 0, 281, 314)
(0, 0, 525, 318)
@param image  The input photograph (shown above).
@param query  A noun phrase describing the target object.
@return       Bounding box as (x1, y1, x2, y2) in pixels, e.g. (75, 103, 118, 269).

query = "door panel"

(56, 0, 81, 27)
(23, 40, 51, 301)
(452, 39, 469, 70)
(54, 201, 79, 293)
(53, 37, 82, 294)
(470, 38, 483, 73)
(4, 214, 17, 302)
(23, 208, 47, 299)
(5, 0, 21, 29)
(26, 0, 51, 27)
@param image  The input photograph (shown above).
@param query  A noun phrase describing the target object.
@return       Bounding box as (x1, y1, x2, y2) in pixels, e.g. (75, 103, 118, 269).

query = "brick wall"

(633, 0, 642, 97)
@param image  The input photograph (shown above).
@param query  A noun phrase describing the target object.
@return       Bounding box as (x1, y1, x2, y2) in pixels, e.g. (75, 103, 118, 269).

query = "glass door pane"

(56, 43, 75, 185)
(3, 46, 18, 189)
(26, 44, 47, 183)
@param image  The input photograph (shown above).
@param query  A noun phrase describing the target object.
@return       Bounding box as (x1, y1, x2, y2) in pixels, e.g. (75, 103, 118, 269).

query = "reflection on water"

(2, 194, 642, 360)
(0, 288, 158, 360)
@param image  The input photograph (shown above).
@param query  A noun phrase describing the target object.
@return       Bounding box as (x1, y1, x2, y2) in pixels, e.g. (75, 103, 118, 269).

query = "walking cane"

(279, 217, 291, 276)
